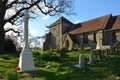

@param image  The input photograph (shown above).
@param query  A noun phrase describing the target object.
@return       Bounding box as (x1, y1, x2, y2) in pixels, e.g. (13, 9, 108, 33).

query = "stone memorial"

(88, 52, 94, 64)
(75, 54, 85, 68)
(18, 10, 36, 72)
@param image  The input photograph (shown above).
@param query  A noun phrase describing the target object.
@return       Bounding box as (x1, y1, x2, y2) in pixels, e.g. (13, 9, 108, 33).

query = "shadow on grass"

(19, 66, 108, 80)
(1, 50, 120, 80)
(31, 52, 120, 80)
(103, 55, 120, 76)
(88, 53, 120, 79)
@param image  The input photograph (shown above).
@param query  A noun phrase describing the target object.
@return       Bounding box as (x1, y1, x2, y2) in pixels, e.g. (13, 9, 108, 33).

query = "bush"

(84, 47, 91, 51)
(4, 39, 16, 51)
(5, 71, 18, 80)
(1, 55, 10, 60)
(41, 54, 60, 61)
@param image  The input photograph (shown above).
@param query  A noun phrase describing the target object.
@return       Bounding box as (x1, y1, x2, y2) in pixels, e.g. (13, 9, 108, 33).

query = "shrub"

(4, 39, 16, 51)
(84, 47, 91, 51)
(92, 50, 99, 58)
(1, 55, 10, 60)
(41, 54, 60, 61)
(44, 49, 59, 55)
(5, 71, 18, 80)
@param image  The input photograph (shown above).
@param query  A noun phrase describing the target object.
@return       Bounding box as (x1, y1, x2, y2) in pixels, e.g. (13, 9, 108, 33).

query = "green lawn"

(0, 49, 120, 80)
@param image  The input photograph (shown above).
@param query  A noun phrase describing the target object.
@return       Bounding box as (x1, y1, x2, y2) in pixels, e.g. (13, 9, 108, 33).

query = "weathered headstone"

(88, 52, 94, 64)
(75, 54, 85, 68)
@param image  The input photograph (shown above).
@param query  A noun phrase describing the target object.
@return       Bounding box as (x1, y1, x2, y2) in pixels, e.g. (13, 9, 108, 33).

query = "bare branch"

(43, 0, 54, 8)
(5, 0, 74, 26)
(36, 0, 74, 16)
(7, 0, 20, 5)
(5, 28, 21, 36)
(36, 4, 47, 15)
(6, 0, 40, 23)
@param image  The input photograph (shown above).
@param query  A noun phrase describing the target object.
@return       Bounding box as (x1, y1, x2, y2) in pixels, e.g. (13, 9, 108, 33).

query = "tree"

(4, 36, 17, 51)
(0, 0, 74, 52)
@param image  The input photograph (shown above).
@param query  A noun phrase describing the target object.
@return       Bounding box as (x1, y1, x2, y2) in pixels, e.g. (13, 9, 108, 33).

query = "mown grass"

(0, 49, 120, 80)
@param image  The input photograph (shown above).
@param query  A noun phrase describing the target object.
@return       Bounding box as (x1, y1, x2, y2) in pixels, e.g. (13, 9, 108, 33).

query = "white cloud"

(29, 29, 38, 35)
(29, 29, 41, 36)
(74, 20, 81, 24)
(4, 22, 23, 36)
(42, 15, 50, 20)
(5, 8, 16, 19)
(4, 22, 13, 29)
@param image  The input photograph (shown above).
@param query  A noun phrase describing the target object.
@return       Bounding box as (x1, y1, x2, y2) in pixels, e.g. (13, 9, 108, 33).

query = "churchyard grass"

(0, 49, 120, 80)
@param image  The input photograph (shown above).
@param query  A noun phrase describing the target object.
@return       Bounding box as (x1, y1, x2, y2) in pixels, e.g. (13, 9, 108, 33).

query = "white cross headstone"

(88, 52, 94, 64)
(18, 10, 36, 72)
(75, 54, 85, 68)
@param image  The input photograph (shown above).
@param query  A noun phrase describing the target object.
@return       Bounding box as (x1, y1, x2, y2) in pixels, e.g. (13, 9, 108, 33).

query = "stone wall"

(43, 32, 52, 50)
(49, 24, 61, 49)
(74, 32, 97, 49)
(116, 31, 120, 42)
(96, 30, 103, 49)
(88, 33, 96, 49)
(105, 31, 120, 47)
(105, 32, 113, 46)
(49, 21, 73, 50)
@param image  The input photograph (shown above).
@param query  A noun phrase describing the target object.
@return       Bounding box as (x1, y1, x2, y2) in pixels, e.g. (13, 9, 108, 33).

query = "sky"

(28, 0, 120, 37)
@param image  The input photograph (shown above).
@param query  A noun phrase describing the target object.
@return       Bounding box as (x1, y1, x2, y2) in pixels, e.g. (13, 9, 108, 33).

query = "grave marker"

(75, 54, 85, 68)
(18, 10, 36, 72)
(88, 52, 94, 64)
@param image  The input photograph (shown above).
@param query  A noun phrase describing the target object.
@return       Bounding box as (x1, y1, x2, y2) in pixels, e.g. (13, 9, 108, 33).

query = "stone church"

(43, 14, 120, 50)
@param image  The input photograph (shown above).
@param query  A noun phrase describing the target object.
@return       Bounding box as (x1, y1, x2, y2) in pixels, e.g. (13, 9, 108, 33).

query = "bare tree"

(0, 0, 74, 51)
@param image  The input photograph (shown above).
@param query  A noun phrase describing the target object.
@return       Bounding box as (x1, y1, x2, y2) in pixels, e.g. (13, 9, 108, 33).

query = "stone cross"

(75, 54, 85, 68)
(18, 10, 36, 72)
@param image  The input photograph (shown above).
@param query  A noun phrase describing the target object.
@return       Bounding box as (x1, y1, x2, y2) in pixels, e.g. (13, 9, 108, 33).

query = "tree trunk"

(0, 27, 5, 52)
(0, 2, 6, 52)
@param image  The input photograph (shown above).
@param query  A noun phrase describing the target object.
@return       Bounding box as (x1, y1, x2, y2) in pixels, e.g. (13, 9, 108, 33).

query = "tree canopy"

(0, 0, 74, 51)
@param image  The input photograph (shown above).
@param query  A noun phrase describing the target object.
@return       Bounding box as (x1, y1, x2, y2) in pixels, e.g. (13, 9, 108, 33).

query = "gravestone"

(75, 54, 85, 68)
(88, 52, 94, 64)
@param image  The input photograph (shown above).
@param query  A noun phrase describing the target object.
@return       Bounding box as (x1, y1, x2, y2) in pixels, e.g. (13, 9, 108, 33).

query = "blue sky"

(29, 0, 120, 37)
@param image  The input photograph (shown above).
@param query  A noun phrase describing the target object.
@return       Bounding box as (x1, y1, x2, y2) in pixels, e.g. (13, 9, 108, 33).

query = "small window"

(83, 34, 88, 44)
(112, 32, 116, 43)
(93, 33, 96, 42)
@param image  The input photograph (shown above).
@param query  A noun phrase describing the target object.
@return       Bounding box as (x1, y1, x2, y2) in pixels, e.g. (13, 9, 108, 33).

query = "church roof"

(110, 15, 120, 31)
(69, 14, 112, 34)
(49, 16, 73, 28)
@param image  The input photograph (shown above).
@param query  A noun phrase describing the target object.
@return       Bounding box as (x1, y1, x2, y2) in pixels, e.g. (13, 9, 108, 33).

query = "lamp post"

(18, 10, 36, 72)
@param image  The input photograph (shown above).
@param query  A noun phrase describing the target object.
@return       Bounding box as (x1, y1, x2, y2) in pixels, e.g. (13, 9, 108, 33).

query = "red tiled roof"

(69, 14, 112, 34)
(110, 15, 120, 30)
